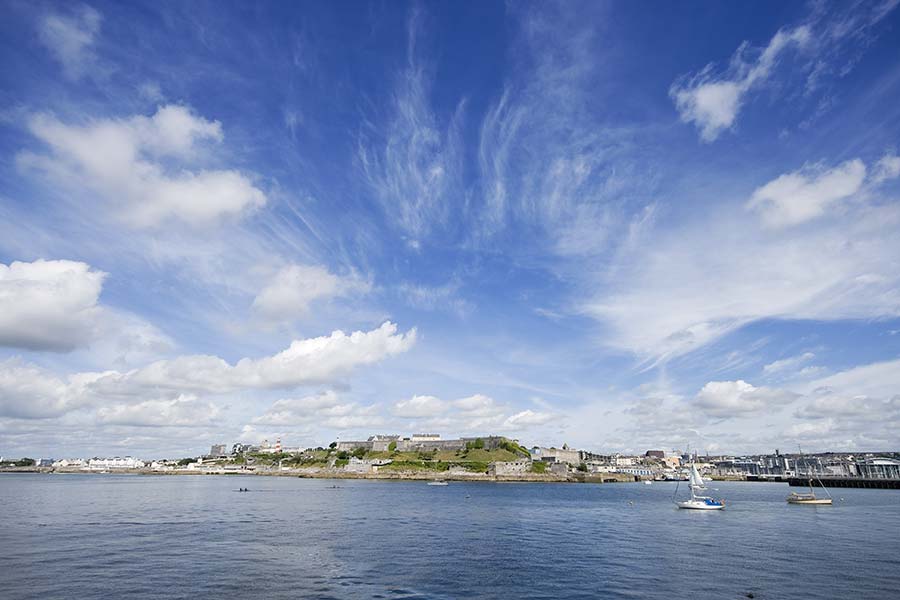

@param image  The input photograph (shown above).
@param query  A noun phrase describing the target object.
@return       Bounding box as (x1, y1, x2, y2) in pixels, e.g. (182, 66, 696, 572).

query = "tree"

(577, 462, 588, 472)
(388, 441, 397, 452)
(473, 438, 485, 449)
(352, 447, 366, 459)
(329, 441, 337, 449)
(336, 451, 349, 460)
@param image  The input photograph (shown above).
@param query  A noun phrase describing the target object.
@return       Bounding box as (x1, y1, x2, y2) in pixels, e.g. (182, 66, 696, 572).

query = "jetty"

(787, 476, 900, 490)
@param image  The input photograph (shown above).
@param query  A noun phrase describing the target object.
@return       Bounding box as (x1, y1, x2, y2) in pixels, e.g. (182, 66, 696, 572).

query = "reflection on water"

(1, 474, 898, 599)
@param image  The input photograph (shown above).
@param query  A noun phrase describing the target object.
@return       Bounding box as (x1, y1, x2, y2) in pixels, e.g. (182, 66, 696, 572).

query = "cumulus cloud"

(0, 360, 73, 419)
(392, 395, 447, 418)
(20, 105, 266, 227)
(391, 392, 557, 434)
(252, 264, 369, 323)
(694, 380, 799, 417)
(0, 259, 172, 362)
(90, 321, 416, 396)
(97, 394, 221, 427)
(0, 322, 415, 423)
(671, 26, 810, 141)
(37, 5, 101, 80)
(0, 259, 104, 351)
(747, 159, 866, 227)
(250, 391, 386, 435)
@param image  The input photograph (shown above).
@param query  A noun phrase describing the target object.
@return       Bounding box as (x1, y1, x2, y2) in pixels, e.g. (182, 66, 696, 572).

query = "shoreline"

(0, 466, 641, 484)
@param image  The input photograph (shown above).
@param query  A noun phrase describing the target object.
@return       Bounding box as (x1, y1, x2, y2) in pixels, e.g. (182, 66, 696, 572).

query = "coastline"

(0, 466, 640, 484)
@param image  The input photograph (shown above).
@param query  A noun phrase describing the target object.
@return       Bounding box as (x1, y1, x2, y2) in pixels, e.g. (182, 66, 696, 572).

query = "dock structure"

(787, 476, 900, 490)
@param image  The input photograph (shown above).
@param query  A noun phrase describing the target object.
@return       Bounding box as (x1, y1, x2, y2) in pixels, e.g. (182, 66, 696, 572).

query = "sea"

(1, 474, 898, 599)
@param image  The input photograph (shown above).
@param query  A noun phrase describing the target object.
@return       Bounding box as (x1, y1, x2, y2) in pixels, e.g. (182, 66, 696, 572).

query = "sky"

(1, 1, 899, 459)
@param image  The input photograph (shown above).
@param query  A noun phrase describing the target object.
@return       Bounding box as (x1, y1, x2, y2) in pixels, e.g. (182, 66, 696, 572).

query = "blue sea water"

(1, 474, 898, 599)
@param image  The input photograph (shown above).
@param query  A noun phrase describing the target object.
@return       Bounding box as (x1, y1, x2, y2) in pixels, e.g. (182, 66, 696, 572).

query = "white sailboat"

(676, 463, 725, 510)
(787, 453, 832, 505)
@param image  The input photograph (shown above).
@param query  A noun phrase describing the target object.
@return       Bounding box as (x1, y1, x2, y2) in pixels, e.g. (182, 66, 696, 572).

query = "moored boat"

(787, 451, 833, 505)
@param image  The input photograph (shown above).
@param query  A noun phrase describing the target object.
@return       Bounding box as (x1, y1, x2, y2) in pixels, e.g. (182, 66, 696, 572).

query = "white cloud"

(0, 259, 172, 361)
(671, 26, 810, 141)
(694, 380, 798, 417)
(587, 158, 900, 361)
(21, 105, 266, 227)
(247, 391, 385, 437)
(453, 394, 504, 418)
(97, 394, 221, 427)
(397, 279, 471, 316)
(390, 392, 558, 434)
(0, 323, 415, 423)
(763, 352, 816, 375)
(92, 321, 416, 395)
(503, 409, 556, 428)
(37, 5, 101, 80)
(357, 8, 463, 241)
(252, 264, 369, 322)
(393, 394, 447, 418)
(0, 360, 72, 419)
(0, 259, 104, 351)
(872, 153, 900, 184)
(805, 358, 900, 399)
(747, 159, 866, 227)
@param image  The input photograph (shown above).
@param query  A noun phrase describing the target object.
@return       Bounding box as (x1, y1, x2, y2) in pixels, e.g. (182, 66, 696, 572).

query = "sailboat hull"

(676, 499, 725, 510)
(787, 497, 832, 505)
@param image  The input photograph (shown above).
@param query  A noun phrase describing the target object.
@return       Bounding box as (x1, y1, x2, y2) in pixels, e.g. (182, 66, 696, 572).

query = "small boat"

(644, 480, 653, 485)
(676, 463, 725, 510)
(787, 451, 832, 505)
(427, 480, 448, 486)
(787, 491, 832, 505)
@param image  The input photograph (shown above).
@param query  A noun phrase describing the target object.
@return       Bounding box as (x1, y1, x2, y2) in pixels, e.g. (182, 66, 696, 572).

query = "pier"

(787, 476, 900, 490)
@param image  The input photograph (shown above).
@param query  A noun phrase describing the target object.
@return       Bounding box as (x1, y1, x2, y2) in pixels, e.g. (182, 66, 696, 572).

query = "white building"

(87, 457, 145, 470)
(52, 458, 85, 468)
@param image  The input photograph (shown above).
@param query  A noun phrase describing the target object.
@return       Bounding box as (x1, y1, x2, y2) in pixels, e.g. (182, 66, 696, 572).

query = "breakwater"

(787, 476, 900, 489)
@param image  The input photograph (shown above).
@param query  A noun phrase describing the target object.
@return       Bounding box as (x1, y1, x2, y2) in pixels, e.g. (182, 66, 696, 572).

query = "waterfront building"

(208, 444, 227, 457)
(488, 459, 532, 476)
(856, 457, 900, 479)
(531, 446, 583, 465)
(87, 457, 145, 470)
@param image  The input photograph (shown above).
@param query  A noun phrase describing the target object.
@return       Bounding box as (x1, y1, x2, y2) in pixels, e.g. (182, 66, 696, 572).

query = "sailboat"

(787, 453, 832, 505)
(676, 462, 725, 510)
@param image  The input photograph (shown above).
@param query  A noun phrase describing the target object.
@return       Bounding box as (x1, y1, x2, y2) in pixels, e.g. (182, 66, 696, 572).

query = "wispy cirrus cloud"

(671, 26, 811, 141)
(37, 5, 102, 80)
(672, 1, 899, 141)
(586, 155, 900, 362)
(357, 8, 465, 246)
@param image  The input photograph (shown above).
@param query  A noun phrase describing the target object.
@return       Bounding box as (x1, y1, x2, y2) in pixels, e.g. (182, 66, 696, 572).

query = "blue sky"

(1, 1, 899, 458)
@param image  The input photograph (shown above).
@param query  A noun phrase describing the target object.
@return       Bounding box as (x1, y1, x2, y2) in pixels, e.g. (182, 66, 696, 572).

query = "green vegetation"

(500, 439, 531, 457)
(177, 457, 197, 466)
(329, 441, 337, 449)
(576, 462, 588, 472)
(465, 438, 485, 450)
(388, 441, 397, 452)
(531, 461, 547, 474)
(0, 457, 37, 467)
